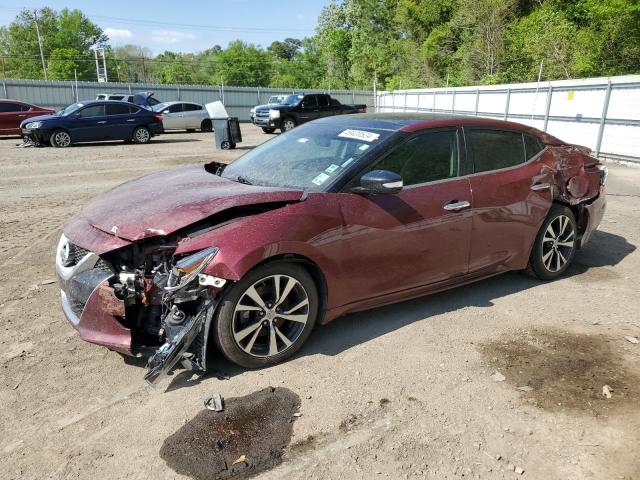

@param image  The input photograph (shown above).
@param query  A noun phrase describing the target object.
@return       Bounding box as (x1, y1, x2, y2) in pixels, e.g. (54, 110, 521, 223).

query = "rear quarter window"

(524, 133, 545, 160)
(467, 129, 525, 173)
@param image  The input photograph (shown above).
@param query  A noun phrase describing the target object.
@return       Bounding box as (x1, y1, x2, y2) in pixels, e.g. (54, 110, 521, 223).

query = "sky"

(0, 0, 332, 54)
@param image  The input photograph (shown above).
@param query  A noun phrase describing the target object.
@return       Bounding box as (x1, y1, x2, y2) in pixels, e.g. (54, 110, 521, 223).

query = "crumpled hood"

(20, 113, 57, 126)
(69, 164, 304, 243)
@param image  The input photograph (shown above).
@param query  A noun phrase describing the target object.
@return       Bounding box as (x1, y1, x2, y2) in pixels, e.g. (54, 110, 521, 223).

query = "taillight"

(154, 114, 164, 122)
(361, 106, 367, 113)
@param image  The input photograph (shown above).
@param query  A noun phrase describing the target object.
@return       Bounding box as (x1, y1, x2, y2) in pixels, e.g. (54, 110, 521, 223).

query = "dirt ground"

(0, 125, 639, 480)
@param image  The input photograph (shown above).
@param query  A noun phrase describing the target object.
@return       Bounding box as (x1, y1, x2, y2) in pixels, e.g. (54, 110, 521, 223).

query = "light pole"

(29, 9, 48, 80)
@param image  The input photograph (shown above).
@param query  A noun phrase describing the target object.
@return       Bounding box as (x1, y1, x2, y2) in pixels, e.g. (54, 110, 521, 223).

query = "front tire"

(280, 118, 296, 132)
(526, 204, 577, 280)
(132, 126, 151, 144)
(50, 129, 72, 148)
(214, 262, 319, 368)
(262, 127, 276, 134)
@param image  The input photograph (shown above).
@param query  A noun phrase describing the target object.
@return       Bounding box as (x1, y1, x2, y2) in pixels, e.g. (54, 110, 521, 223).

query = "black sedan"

(21, 100, 164, 147)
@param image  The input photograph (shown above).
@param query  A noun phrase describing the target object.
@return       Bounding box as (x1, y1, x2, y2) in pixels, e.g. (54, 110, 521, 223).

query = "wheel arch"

(551, 199, 588, 246)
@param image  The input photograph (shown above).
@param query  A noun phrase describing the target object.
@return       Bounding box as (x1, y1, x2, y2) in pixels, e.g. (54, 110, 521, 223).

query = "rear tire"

(525, 204, 577, 281)
(132, 126, 151, 144)
(50, 129, 72, 148)
(201, 119, 212, 132)
(213, 262, 319, 368)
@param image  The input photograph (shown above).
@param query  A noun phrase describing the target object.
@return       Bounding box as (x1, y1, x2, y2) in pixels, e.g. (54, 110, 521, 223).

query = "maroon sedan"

(56, 113, 606, 383)
(0, 99, 54, 136)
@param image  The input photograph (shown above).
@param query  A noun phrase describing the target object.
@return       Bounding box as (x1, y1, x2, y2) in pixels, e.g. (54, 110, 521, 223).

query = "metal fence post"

(433, 90, 437, 111)
(595, 80, 613, 157)
(2, 80, 7, 99)
(177, 85, 181, 101)
(404, 90, 408, 112)
(504, 88, 511, 120)
(543, 85, 553, 132)
(475, 89, 480, 116)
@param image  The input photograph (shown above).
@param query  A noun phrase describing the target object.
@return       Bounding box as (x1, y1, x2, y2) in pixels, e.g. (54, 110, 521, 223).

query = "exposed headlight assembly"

(165, 247, 219, 293)
(269, 109, 280, 119)
(26, 121, 43, 129)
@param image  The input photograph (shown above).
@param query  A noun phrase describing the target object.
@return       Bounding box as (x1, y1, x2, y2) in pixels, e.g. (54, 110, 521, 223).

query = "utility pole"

(31, 10, 48, 80)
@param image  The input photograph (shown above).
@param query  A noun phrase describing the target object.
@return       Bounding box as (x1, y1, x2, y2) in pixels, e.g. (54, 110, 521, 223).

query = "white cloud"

(104, 28, 133, 41)
(151, 30, 196, 45)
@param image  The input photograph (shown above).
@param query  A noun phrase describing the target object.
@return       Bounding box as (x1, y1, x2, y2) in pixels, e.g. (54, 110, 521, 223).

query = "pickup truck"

(251, 93, 367, 133)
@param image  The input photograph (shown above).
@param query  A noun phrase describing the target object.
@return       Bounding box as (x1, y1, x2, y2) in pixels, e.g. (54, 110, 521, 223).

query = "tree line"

(1, 2, 638, 90)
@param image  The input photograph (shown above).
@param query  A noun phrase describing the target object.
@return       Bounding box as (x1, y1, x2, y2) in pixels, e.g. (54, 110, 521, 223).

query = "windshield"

(152, 103, 169, 112)
(57, 102, 84, 116)
(280, 94, 304, 106)
(269, 96, 283, 104)
(221, 122, 391, 191)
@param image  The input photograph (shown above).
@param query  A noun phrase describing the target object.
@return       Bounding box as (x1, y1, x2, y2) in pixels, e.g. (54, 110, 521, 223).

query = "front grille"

(69, 244, 90, 266)
(255, 111, 269, 118)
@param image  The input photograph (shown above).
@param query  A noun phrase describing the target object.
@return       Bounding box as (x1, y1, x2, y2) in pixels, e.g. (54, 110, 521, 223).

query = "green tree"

(214, 40, 273, 87)
(268, 38, 302, 60)
(0, 7, 106, 80)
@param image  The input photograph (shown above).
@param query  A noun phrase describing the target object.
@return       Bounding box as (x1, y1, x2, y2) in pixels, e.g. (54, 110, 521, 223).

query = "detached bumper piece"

(144, 298, 219, 386)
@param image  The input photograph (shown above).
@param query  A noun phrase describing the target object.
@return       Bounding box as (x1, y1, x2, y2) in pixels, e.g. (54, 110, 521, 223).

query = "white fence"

(377, 75, 640, 163)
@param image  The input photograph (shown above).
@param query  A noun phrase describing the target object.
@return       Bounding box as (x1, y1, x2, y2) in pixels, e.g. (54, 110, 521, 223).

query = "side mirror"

(162, 109, 170, 114)
(352, 170, 403, 195)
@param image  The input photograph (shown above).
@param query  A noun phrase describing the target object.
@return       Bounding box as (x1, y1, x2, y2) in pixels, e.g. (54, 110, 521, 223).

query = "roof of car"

(315, 112, 564, 145)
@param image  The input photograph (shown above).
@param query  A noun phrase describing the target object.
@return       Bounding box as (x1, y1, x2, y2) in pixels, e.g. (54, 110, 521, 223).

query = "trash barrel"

(213, 117, 242, 150)
(206, 101, 242, 150)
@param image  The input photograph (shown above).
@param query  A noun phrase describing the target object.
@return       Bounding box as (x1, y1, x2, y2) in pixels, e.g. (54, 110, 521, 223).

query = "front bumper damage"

(56, 234, 227, 385)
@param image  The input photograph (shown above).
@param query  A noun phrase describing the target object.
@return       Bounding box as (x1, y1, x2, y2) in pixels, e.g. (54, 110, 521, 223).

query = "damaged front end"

(57, 234, 229, 386)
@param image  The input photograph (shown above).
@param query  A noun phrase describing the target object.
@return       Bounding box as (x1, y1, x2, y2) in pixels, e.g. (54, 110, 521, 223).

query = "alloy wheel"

(541, 214, 575, 272)
(283, 119, 295, 131)
(232, 274, 310, 358)
(54, 131, 71, 147)
(135, 128, 150, 143)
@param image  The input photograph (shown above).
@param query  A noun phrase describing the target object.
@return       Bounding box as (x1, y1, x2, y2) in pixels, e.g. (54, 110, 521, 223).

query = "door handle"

(18, 114, 27, 117)
(531, 182, 551, 191)
(97, 120, 107, 124)
(443, 200, 471, 211)
(126, 119, 135, 122)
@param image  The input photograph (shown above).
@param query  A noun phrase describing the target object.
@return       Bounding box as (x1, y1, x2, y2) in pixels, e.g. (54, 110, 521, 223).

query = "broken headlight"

(165, 247, 219, 293)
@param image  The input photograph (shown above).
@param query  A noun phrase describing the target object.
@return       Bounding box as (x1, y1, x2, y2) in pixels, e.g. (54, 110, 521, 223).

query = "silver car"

(153, 101, 212, 132)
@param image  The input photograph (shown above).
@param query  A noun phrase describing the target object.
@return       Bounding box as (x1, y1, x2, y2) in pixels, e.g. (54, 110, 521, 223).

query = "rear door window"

(183, 103, 203, 111)
(467, 129, 525, 173)
(106, 104, 132, 116)
(167, 103, 183, 113)
(318, 95, 330, 107)
(78, 104, 106, 117)
(366, 130, 459, 186)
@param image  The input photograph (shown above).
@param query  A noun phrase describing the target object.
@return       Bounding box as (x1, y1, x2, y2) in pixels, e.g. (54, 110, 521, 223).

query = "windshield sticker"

(359, 144, 370, 151)
(338, 129, 380, 143)
(341, 157, 355, 168)
(325, 164, 340, 173)
(311, 173, 331, 186)
(298, 138, 309, 143)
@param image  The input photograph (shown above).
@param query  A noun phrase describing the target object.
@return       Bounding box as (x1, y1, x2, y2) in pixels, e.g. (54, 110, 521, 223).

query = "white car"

(153, 101, 212, 132)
